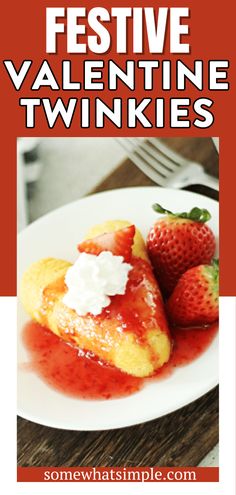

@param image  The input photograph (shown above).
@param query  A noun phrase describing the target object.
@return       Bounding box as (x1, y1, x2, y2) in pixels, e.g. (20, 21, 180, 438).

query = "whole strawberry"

(147, 204, 216, 296)
(167, 260, 219, 327)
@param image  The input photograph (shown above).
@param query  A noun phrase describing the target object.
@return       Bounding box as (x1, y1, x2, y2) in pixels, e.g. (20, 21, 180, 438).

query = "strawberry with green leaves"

(147, 204, 216, 296)
(167, 260, 219, 327)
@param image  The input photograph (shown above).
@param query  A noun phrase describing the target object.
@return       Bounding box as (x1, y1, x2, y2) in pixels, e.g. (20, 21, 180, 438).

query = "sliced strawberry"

(78, 225, 135, 262)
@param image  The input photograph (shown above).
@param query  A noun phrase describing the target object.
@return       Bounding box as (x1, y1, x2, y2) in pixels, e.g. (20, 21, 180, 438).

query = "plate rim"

(18, 186, 219, 430)
(18, 185, 218, 237)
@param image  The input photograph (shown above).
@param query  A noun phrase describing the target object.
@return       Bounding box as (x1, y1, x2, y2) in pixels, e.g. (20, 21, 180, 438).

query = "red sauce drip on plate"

(152, 323, 218, 380)
(22, 322, 142, 399)
(21, 321, 218, 400)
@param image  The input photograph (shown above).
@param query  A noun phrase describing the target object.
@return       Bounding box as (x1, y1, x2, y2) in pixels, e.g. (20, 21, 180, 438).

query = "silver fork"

(116, 138, 219, 190)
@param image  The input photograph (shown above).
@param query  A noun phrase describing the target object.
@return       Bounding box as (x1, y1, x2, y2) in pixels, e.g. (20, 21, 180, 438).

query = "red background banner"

(0, 0, 235, 295)
(17, 466, 219, 482)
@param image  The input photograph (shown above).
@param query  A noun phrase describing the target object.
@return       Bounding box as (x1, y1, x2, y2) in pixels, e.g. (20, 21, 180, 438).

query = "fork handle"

(197, 172, 219, 191)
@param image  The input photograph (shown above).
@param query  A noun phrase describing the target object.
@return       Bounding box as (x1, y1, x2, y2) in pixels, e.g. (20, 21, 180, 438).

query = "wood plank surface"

(92, 137, 218, 200)
(18, 387, 218, 467)
(17, 137, 219, 467)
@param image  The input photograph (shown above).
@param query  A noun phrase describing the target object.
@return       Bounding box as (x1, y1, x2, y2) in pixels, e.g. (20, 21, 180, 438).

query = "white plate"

(18, 187, 219, 430)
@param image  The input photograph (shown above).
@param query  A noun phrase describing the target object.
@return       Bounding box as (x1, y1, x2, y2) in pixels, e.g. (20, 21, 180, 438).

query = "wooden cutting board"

(17, 137, 219, 467)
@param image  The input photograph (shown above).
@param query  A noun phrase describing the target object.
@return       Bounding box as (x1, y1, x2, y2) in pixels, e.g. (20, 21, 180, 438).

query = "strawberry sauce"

(151, 323, 218, 380)
(22, 322, 142, 399)
(21, 321, 218, 400)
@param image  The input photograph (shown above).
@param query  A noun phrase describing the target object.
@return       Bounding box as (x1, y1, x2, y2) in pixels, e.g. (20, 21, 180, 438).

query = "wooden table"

(18, 137, 219, 467)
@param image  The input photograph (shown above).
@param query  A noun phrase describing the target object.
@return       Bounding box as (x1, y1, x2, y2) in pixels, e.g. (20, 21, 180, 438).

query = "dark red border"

(17, 466, 219, 482)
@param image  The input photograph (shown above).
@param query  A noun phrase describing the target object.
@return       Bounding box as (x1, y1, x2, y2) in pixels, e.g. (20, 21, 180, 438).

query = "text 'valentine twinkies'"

(3, 7, 229, 129)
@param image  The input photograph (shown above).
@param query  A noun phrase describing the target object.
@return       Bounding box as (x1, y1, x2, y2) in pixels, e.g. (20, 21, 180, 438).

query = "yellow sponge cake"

(20, 220, 171, 378)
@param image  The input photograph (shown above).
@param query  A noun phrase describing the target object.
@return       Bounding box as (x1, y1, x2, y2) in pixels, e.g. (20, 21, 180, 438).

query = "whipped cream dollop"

(63, 251, 132, 316)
